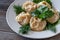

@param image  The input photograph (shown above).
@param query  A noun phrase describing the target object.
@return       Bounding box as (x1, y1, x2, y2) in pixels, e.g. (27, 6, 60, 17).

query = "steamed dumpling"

(30, 17, 46, 31)
(37, 1, 51, 9)
(46, 9, 59, 24)
(16, 12, 31, 25)
(22, 1, 37, 12)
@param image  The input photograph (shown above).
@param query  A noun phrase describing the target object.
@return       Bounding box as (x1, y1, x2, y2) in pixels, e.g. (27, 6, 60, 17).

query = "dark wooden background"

(0, 0, 60, 40)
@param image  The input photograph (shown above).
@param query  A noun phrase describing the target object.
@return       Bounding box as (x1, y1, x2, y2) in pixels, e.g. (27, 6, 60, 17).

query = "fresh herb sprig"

(33, 0, 52, 7)
(45, 20, 60, 33)
(31, 5, 54, 19)
(13, 5, 25, 15)
(31, 10, 41, 17)
(19, 24, 30, 34)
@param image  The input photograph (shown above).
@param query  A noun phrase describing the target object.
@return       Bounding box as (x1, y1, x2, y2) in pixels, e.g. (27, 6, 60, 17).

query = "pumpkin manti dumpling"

(46, 9, 59, 24)
(22, 1, 37, 12)
(30, 17, 47, 31)
(16, 12, 31, 25)
(37, 1, 51, 9)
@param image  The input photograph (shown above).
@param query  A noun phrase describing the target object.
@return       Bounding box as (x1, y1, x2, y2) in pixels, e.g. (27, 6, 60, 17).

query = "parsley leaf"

(39, 10, 54, 19)
(19, 24, 30, 34)
(38, 5, 54, 19)
(45, 20, 59, 33)
(31, 5, 54, 19)
(46, 0, 52, 7)
(13, 5, 25, 15)
(33, 0, 42, 3)
(31, 10, 41, 17)
(37, 5, 48, 13)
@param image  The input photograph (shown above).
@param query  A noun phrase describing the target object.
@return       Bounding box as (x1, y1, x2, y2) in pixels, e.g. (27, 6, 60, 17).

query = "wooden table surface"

(0, 0, 60, 40)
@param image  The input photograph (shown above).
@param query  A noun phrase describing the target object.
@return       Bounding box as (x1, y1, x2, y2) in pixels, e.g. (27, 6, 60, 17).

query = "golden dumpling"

(37, 1, 51, 9)
(46, 9, 59, 24)
(16, 12, 31, 25)
(30, 17, 46, 31)
(22, 1, 37, 12)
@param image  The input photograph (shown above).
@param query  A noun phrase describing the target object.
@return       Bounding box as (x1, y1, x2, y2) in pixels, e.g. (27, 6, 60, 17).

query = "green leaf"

(13, 5, 25, 15)
(33, 0, 42, 3)
(33, 0, 52, 7)
(45, 20, 59, 33)
(19, 24, 30, 34)
(37, 5, 48, 13)
(46, 0, 52, 7)
(39, 12, 46, 19)
(38, 5, 54, 19)
(31, 10, 41, 17)
(46, 23, 56, 33)
(31, 5, 54, 19)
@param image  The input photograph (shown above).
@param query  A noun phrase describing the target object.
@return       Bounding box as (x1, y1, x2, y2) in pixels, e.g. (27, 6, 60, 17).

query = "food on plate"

(37, 1, 51, 9)
(30, 17, 46, 31)
(13, 0, 60, 34)
(46, 9, 59, 24)
(16, 12, 31, 25)
(22, 1, 37, 12)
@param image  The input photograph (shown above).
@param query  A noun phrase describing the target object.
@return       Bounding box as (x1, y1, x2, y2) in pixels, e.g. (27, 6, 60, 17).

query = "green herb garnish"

(19, 24, 30, 34)
(37, 5, 48, 13)
(31, 10, 41, 17)
(45, 23, 56, 33)
(13, 5, 25, 15)
(45, 20, 60, 33)
(31, 5, 54, 19)
(39, 9, 54, 19)
(38, 5, 54, 19)
(33, 0, 52, 7)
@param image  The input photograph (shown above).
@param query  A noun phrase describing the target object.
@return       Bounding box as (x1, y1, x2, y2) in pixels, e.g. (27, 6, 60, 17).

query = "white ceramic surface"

(6, 0, 60, 39)
(51, 0, 60, 11)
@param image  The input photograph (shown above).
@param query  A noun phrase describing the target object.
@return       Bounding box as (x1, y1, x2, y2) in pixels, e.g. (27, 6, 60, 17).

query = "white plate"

(6, 0, 60, 39)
